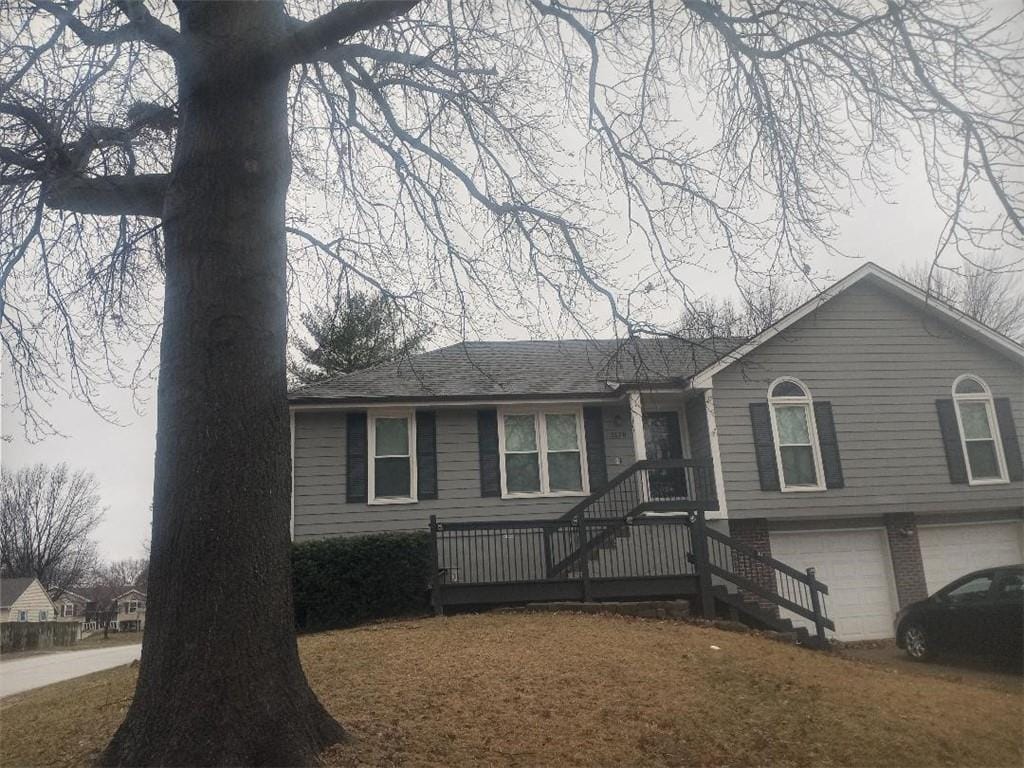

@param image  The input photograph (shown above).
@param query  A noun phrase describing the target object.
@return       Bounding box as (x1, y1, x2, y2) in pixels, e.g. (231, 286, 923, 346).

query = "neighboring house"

(289, 263, 1024, 642)
(50, 590, 89, 622)
(111, 589, 146, 632)
(0, 577, 57, 623)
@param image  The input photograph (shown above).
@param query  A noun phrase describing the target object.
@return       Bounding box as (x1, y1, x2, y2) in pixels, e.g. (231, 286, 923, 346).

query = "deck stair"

(710, 586, 813, 645)
(430, 459, 835, 648)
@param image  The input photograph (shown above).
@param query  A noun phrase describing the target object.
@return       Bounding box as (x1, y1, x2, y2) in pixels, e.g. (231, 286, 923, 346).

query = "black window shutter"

(749, 402, 780, 491)
(346, 412, 368, 502)
(477, 409, 501, 497)
(582, 407, 608, 491)
(416, 411, 438, 499)
(994, 398, 1023, 482)
(813, 401, 845, 489)
(935, 399, 968, 484)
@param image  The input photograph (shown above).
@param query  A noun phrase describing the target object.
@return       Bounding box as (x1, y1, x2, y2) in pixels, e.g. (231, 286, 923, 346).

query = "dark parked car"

(895, 565, 1024, 662)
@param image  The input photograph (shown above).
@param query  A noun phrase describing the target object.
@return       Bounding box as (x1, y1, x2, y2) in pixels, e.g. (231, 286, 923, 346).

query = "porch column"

(628, 390, 647, 462)
(628, 390, 649, 502)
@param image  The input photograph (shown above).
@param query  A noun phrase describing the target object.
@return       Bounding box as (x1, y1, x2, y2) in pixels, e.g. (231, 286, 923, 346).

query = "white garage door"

(771, 529, 898, 642)
(918, 522, 1024, 594)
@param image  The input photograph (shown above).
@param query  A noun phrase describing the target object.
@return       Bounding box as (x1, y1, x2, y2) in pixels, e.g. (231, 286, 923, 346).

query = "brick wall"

(883, 513, 929, 607)
(727, 518, 778, 614)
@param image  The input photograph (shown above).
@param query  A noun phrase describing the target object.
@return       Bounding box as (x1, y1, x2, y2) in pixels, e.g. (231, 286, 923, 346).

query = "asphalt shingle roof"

(289, 337, 744, 403)
(1, 577, 36, 609)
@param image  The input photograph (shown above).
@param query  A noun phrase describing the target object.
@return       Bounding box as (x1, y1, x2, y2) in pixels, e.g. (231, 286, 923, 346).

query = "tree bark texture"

(100, 3, 344, 765)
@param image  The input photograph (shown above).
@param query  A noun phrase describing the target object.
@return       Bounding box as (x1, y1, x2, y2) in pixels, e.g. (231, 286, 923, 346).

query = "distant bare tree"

(95, 556, 149, 592)
(900, 256, 1024, 341)
(0, 463, 103, 598)
(679, 277, 809, 339)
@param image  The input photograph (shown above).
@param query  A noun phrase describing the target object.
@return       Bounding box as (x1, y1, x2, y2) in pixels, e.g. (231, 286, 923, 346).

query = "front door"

(643, 411, 686, 499)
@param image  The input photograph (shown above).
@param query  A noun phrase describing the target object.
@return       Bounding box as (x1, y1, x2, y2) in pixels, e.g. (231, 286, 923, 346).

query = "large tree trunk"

(100, 3, 344, 765)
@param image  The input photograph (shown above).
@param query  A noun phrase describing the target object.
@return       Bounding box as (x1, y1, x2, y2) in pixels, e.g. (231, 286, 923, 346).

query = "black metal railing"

(585, 517, 696, 580)
(559, 459, 718, 523)
(432, 518, 558, 585)
(700, 526, 834, 643)
(427, 459, 834, 648)
(429, 514, 695, 592)
(541, 459, 716, 578)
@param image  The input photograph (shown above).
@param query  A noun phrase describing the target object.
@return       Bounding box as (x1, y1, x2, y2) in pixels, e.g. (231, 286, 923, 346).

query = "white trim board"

(692, 262, 1024, 389)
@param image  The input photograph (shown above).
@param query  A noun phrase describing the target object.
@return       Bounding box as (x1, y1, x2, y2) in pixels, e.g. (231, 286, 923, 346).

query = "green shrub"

(292, 532, 433, 631)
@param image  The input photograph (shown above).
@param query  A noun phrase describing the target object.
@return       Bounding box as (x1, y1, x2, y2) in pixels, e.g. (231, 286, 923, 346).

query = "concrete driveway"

(0, 643, 141, 698)
(841, 643, 1022, 694)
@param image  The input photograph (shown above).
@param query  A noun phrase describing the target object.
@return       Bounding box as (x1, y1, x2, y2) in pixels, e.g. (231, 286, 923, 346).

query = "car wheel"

(902, 624, 933, 661)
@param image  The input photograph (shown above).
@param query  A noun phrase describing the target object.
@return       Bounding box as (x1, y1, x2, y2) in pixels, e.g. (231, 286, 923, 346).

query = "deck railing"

(430, 516, 695, 589)
(700, 526, 834, 641)
(428, 459, 833, 648)
(560, 458, 719, 522)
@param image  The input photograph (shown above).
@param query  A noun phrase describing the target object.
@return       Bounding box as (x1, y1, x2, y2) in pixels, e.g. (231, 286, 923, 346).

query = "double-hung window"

(499, 409, 587, 497)
(768, 378, 825, 491)
(369, 411, 417, 503)
(952, 375, 1007, 484)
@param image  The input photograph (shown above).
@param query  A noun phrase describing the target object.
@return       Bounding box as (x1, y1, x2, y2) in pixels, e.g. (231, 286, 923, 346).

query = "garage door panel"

(771, 529, 897, 642)
(919, 522, 1024, 594)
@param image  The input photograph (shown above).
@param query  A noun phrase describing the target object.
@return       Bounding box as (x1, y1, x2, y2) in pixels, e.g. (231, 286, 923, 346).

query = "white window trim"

(767, 377, 827, 493)
(367, 409, 419, 505)
(952, 374, 1008, 486)
(18, 610, 27, 622)
(497, 407, 590, 499)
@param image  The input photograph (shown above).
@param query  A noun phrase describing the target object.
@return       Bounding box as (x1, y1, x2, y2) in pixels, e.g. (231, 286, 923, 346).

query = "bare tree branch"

(45, 172, 167, 217)
(283, 0, 421, 65)
(30, 0, 181, 56)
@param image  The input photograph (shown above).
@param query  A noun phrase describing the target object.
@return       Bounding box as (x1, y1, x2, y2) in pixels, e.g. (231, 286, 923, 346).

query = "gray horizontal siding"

(712, 279, 1024, 521)
(293, 404, 636, 540)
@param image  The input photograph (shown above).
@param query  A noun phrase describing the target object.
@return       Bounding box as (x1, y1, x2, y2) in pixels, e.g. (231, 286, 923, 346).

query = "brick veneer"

(728, 518, 778, 613)
(883, 513, 929, 607)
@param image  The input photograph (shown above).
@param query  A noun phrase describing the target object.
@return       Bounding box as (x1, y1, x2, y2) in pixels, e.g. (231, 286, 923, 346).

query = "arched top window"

(767, 378, 825, 491)
(953, 375, 988, 396)
(952, 374, 1007, 483)
(771, 379, 807, 398)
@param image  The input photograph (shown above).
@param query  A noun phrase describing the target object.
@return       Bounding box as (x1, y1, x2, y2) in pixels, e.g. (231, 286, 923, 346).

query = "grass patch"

(2, 612, 1021, 767)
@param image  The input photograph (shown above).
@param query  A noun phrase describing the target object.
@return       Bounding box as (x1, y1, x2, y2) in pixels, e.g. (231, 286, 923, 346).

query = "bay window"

(499, 408, 587, 497)
(369, 411, 417, 503)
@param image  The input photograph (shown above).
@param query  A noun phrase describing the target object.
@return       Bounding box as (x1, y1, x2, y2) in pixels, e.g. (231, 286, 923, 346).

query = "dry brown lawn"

(2, 612, 1021, 767)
